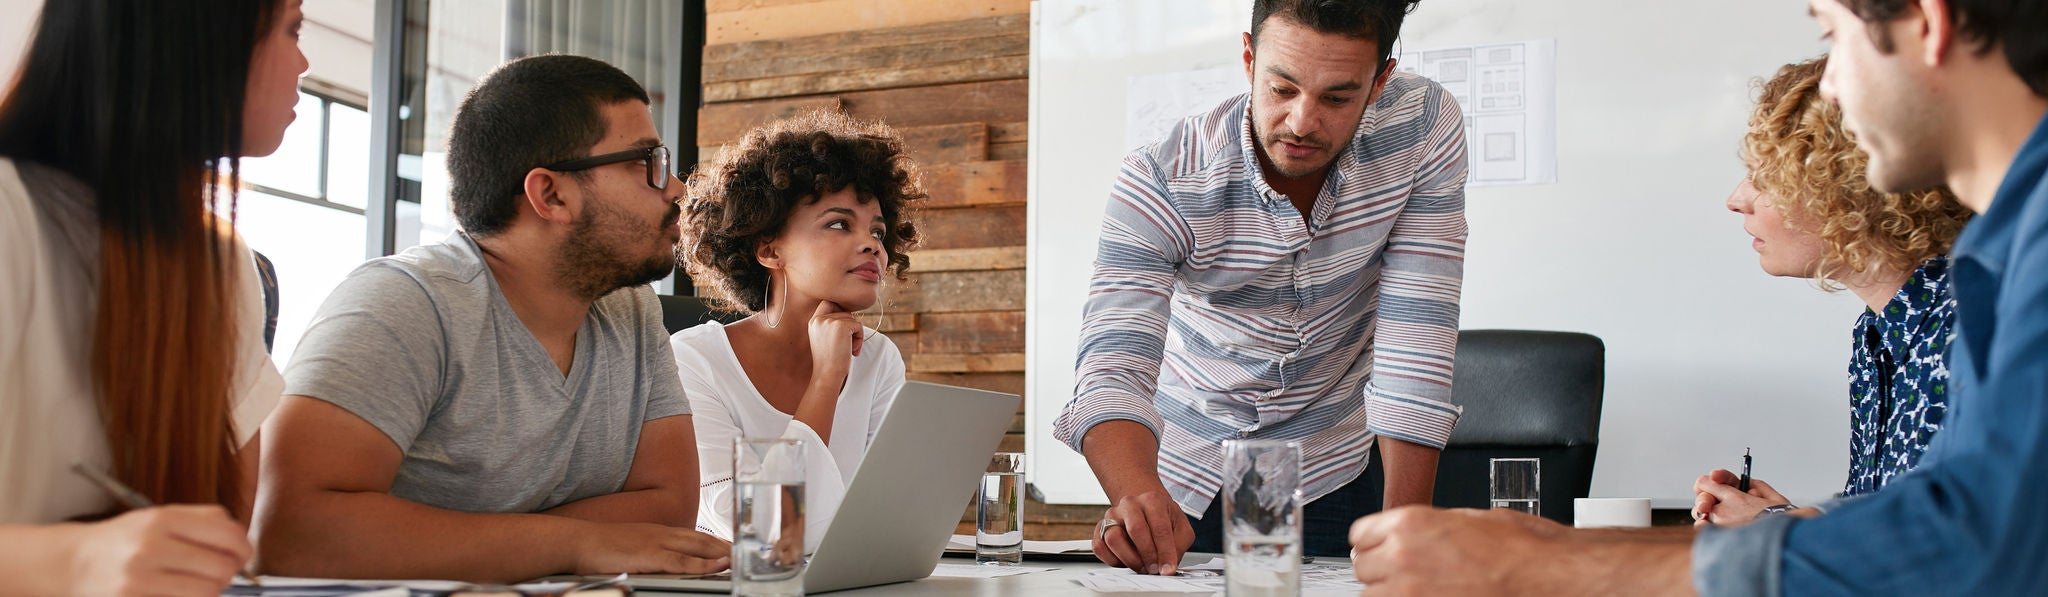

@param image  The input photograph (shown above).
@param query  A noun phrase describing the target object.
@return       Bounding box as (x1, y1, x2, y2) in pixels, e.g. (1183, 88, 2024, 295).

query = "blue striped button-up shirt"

(1053, 72, 1469, 516)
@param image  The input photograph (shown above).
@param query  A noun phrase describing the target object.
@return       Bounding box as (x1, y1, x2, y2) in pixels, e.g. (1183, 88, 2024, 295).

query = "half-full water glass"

(976, 452, 1026, 565)
(1490, 457, 1541, 516)
(734, 438, 806, 597)
(1222, 439, 1302, 597)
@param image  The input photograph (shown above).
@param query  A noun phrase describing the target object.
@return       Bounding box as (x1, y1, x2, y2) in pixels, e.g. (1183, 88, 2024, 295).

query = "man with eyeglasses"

(253, 55, 728, 582)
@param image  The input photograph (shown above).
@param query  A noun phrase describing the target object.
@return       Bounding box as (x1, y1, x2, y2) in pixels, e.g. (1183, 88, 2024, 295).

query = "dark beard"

(556, 199, 679, 300)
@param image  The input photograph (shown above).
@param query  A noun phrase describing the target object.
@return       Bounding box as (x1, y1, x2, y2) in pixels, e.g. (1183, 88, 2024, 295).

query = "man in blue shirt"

(1346, 0, 2048, 595)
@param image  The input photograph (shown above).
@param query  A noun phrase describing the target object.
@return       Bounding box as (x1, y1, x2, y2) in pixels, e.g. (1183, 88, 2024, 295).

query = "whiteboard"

(1028, 0, 1850, 509)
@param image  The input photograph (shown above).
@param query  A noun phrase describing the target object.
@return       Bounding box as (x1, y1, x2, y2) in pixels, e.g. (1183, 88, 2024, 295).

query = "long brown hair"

(0, 0, 281, 511)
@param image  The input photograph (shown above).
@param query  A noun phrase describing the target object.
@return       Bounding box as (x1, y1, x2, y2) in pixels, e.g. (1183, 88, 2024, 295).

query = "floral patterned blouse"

(1844, 256, 1955, 497)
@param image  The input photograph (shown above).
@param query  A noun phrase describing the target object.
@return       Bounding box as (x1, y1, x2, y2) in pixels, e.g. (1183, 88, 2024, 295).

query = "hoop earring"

(763, 275, 787, 329)
(861, 280, 886, 343)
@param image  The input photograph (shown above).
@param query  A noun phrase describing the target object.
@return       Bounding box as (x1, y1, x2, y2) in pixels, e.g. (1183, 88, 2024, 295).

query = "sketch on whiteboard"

(1124, 66, 1244, 151)
(1398, 39, 1557, 186)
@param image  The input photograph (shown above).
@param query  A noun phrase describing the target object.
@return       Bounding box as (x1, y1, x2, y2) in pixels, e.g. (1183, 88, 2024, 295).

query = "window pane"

(401, 0, 678, 253)
(239, 92, 328, 199)
(234, 190, 367, 368)
(327, 103, 370, 210)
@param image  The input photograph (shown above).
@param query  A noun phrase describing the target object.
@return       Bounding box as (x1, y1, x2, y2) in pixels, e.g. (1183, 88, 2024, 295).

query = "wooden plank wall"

(699, 0, 1108, 538)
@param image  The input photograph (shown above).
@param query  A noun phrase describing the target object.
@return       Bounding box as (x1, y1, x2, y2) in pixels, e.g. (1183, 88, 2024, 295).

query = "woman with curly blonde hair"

(671, 110, 924, 552)
(1694, 57, 1973, 527)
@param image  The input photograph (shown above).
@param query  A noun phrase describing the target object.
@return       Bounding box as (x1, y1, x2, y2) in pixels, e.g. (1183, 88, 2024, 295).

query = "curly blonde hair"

(1743, 57, 1969, 288)
(681, 110, 924, 313)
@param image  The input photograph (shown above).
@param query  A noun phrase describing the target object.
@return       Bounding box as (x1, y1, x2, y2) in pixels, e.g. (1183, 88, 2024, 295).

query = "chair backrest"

(1430, 329, 1605, 525)
(252, 250, 279, 353)
(657, 293, 747, 335)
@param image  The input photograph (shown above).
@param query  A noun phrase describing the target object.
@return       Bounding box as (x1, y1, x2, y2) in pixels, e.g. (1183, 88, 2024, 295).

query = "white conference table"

(643, 553, 1359, 596)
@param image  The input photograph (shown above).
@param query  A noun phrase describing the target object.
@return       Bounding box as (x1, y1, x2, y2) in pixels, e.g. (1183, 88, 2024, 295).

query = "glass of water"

(1489, 457, 1541, 516)
(976, 452, 1026, 565)
(1222, 439, 1302, 597)
(734, 438, 806, 597)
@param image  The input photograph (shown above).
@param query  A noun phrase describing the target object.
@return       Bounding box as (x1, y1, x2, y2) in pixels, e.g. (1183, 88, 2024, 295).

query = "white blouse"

(0, 158, 283, 523)
(671, 321, 904, 553)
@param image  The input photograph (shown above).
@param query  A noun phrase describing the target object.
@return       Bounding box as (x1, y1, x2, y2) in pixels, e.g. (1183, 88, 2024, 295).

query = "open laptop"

(547, 381, 1019, 593)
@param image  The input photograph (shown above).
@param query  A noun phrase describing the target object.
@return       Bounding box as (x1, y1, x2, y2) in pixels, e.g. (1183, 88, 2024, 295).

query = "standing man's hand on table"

(1093, 486, 1196, 575)
(1080, 420, 1195, 575)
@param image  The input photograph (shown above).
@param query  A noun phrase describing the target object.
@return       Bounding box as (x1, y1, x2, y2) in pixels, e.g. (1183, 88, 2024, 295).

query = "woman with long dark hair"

(0, 0, 306, 594)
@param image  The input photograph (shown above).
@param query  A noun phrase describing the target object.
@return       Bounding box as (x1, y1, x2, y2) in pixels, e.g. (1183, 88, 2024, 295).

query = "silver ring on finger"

(1098, 517, 1125, 543)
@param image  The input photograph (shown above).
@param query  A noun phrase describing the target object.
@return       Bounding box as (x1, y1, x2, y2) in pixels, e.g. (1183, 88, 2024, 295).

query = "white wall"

(0, 0, 41, 89)
(1030, 0, 1851, 509)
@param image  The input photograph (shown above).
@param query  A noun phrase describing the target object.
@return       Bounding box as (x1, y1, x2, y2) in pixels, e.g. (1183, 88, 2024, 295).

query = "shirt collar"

(1953, 111, 2048, 272)
(1237, 101, 1287, 205)
(1232, 97, 1362, 212)
(1866, 255, 1950, 337)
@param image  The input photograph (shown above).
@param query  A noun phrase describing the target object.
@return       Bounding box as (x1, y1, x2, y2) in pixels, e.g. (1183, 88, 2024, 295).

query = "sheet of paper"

(1074, 561, 1365, 594)
(1123, 66, 1246, 151)
(947, 533, 1096, 555)
(929, 563, 1053, 578)
(1396, 38, 1559, 187)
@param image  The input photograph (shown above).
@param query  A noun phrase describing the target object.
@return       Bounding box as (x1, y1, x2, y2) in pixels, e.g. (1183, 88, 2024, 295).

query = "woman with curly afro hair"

(670, 110, 925, 551)
(1694, 57, 1973, 528)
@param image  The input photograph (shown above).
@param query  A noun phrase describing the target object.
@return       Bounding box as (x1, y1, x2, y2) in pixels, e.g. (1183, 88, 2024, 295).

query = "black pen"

(1738, 448, 1753, 492)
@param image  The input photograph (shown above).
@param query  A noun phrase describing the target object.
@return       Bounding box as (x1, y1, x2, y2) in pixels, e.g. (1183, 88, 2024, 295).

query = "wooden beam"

(851, 310, 916, 333)
(707, 0, 1028, 45)
(695, 96, 843, 149)
(707, 55, 1027, 103)
(918, 311, 1025, 354)
(915, 205, 1026, 251)
(922, 160, 1026, 208)
(705, 25, 1025, 82)
(707, 0, 818, 12)
(698, 79, 1027, 147)
(879, 269, 1024, 313)
(899, 123, 990, 164)
(909, 352, 1026, 373)
(698, 122, 988, 173)
(906, 246, 1025, 273)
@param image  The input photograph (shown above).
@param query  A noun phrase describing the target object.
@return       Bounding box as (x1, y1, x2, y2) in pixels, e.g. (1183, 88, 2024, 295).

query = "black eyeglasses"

(542, 145, 672, 190)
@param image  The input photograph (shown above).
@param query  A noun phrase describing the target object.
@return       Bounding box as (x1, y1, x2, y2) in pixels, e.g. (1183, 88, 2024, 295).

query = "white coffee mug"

(1574, 498, 1652, 528)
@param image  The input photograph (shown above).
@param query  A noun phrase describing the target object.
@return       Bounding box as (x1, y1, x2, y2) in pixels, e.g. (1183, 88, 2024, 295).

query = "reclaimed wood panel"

(705, 27, 1025, 82)
(906, 246, 1025, 273)
(707, 55, 1028, 103)
(915, 205, 1026, 251)
(698, 80, 1026, 146)
(879, 269, 1024, 313)
(908, 352, 1024, 373)
(918, 311, 1025, 354)
(697, 122, 988, 172)
(696, 96, 843, 149)
(922, 160, 1026, 208)
(707, 0, 1027, 45)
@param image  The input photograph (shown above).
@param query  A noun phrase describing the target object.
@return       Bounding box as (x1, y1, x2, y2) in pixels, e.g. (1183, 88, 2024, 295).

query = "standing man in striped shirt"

(1053, 0, 1467, 575)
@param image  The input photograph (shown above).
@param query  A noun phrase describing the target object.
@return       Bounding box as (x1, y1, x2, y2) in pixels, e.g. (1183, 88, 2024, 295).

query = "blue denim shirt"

(1694, 112, 2048, 596)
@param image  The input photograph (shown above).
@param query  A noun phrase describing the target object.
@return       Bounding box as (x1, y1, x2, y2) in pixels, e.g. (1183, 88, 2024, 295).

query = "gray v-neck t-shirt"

(283, 232, 689, 513)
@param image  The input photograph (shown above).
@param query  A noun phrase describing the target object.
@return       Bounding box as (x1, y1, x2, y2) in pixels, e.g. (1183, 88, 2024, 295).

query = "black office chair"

(657, 293, 747, 334)
(1423, 329, 1606, 525)
(253, 251, 279, 353)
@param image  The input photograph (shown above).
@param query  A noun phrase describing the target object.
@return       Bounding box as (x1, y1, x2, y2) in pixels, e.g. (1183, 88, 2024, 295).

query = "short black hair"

(1834, 0, 2048, 97)
(445, 54, 651, 236)
(1251, 0, 1421, 78)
